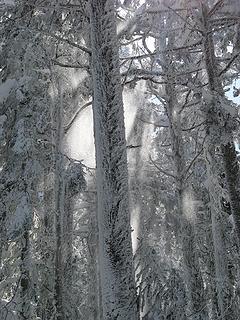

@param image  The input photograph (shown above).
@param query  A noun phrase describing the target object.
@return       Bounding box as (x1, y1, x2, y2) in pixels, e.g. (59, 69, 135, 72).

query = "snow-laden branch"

(121, 67, 203, 79)
(52, 59, 90, 71)
(40, 30, 91, 55)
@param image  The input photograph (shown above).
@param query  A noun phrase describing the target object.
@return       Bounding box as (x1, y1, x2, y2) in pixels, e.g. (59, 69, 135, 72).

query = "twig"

(184, 136, 206, 181)
(218, 50, 240, 76)
(182, 120, 206, 131)
(40, 30, 91, 55)
(62, 153, 95, 171)
(137, 117, 169, 128)
(52, 59, 89, 71)
(163, 1, 203, 35)
(64, 101, 92, 133)
(149, 155, 176, 179)
(207, 0, 224, 17)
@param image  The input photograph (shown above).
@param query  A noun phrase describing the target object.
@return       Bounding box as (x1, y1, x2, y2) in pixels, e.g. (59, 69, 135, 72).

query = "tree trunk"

(200, 2, 237, 318)
(157, 13, 206, 318)
(221, 142, 240, 243)
(39, 182, 55, 320)
(62, 195, 74, 319)
(166, 84, 206, 320)
(19, 231, 31, 320)
(90, 0, 139, 319)
(54, 81, 65, 320)
(201, 1, 240, 245)
(86, 184, 102, 320)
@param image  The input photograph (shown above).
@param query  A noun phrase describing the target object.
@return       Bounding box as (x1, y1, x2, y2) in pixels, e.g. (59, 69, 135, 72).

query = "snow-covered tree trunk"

(204, 148, 233, 320)
(221, 142, 240, 242)
(204, 218, 221, 320)
(200, 3, 237, 318)
(86, 185, 102, 320)
(156, 13, 206, 318)
(62, 161, 86, 319)
(201, 1, 240, 246)
(165, 84, 206, 320)
(62, 195, 73, 319)
(128, 107, 149, 318)
(39, 181, 55, 320)
(90, 0, 139, 319)
(54, 81, 65, 320)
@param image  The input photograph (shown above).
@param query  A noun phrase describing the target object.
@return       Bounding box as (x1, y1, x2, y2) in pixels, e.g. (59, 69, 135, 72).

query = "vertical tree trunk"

(54, 82, 65, 320)
(221, 142, 240, 242)
(86, 185, 102, 320)
(90, 0, 139, 319)
(156, 12, 206, 318)
(62, 195, 74, 319)
(204, 145, 234, 319)
(128, 107, 149, 318)
(38, 173, 55, 320)
(19, 231, 31, 320)
(200, 2, 237, 318)
(166, 84, 206, 320)
(201, 1, 240, 245)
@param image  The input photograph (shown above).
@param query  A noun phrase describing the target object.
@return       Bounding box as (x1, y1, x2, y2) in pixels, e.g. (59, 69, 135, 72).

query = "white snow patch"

(123, 87, 139, 140)
(227, 45, 233, 54)
(145, 36, 155, 52)
(183, 190, 195, 222)
(70, 70, 88, 90)
(131, 204, 140, 254)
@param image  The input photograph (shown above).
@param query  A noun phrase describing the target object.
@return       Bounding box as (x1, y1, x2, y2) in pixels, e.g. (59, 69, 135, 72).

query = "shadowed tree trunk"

(19, 230, 31, 320)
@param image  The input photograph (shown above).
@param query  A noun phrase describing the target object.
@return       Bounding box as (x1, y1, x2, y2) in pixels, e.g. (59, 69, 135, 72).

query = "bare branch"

(207, 0, 224, 17)
(64, 101, 92, 133)
(149, 155, 176, 179)
(137, 117, 169, 128)
(218, 50, 240, 76)
(41, 30, 91, 55)
(182, 120, 206, 131)
(52, 59, 90, 71)
(121, 67, 203, 79)
(162, 1, 203, 35)
(184, 137, 206, 181)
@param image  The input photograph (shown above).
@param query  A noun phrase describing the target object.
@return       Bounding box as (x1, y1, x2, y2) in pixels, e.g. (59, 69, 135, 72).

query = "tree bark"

(54, 81, 65, 320)
(156, 12, 206, 319)
(166, 84, 206, 320)
(19, 231, 31, 320)
(200, 2, 237, 318)
(90, 0, 139, 319)
(201, 1, 240, 245)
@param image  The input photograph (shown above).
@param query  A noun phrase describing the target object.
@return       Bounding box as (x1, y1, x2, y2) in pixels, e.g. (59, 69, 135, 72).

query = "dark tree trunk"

(20, 231, 31, 320)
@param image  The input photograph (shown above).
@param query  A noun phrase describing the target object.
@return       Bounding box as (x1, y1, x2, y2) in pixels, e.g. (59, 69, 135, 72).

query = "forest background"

(1, 0, 240, 320)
